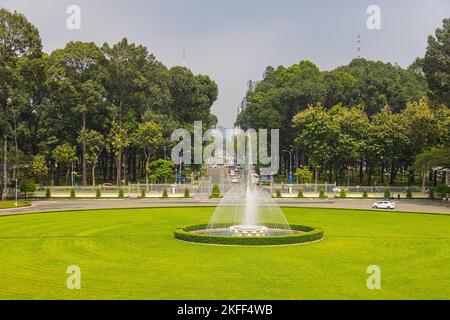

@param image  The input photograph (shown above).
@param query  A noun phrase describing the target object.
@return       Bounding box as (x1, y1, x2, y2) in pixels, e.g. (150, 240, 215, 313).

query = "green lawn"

(0, 207, 449, 300)
(0, 201, 30, 209)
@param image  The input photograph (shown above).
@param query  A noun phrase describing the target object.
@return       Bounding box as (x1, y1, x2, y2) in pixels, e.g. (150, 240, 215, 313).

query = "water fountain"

(174, 134, 324, 245)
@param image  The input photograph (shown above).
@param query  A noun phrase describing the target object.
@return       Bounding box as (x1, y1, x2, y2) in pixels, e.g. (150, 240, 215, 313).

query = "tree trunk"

(92, 164, 96, 187)
(116, 152, 122, 186)
(421, 169, 427, 193)
(82, 114, 87, 186)
(2, 135, 7, 201)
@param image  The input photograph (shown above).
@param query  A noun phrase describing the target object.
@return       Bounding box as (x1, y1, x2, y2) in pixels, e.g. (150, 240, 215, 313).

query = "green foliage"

(70, 188, 76, 199)
(297, 189, 304, 198)
(20, 180, 36, 194)
(45, 188, 51, 199)
(423, 18, 450, 106)
(147, 160, 175, 183)
(184, 188, 191, 198)
(362, 190, 369, 198)
(294, 168, 313, 183)
(30, 155, 48, 181)
(96, 188, 102, 199)
(162, 188, 168, 199)
(118, 188, 124, 199)
(384, 188, 391, 199)
(319, 188, 327, 199)
(140, 189, 146, 199)
(339, 188, 347, 199)
(211, 184, 221, 198)
(406, 188, 413, 199)
(275, 188, 282, 198)
(174, 225, 324, 246)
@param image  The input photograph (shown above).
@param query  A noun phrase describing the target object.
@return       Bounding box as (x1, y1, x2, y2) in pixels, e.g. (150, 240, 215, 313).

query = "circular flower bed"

(174, 224, 324, 246)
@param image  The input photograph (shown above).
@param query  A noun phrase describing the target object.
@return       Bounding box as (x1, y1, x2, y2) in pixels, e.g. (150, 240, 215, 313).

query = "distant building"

(237, 79, 260, 114)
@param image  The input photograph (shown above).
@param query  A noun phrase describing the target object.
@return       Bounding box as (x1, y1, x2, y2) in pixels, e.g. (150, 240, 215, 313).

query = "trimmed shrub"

(184, 188, 191, 198)
(140, 189, 146, 199)
(211, 184, 221, 198)
(162, 188, 169, 199)
(339, 188, 347, 199)
(96, 188, 102, 199)
(45, 188, 51, 199)
(118, 188, 124, 199)
(384, 188, 391, 199)
(174, 224, 324, 246)
(362, 189, 368, 198)
(319, 188, 327, 199)
(297, 189, 304, 198)
(406, 188, 413, 199)
(275, 189, 282, 198)
(70, 188, 76, 199)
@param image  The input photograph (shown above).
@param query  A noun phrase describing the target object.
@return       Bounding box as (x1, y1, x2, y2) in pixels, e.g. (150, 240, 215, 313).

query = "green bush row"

(174, 224, 324, 246)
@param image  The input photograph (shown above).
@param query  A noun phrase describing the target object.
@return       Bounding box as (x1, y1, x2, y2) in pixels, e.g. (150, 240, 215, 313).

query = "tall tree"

(423, 19, 450, 107)
(48, 41, 106, 186)
(135, 121, 163, 188)
(0, 8, 42, 200)
(77, 129, 106, 186)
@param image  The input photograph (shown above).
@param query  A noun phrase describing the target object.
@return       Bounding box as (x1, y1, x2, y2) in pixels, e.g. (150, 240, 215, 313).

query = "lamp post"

(283, 149, 294, 183)
(13, 164, 29, 207)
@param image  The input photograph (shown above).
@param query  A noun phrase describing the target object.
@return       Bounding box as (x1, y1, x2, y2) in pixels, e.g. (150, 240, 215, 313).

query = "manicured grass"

(0, 201, 30, 209)
(0, 207, 449, 300)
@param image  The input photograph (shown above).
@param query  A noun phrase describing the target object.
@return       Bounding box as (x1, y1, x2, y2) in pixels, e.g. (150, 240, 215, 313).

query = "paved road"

(1, 198, 449, 216)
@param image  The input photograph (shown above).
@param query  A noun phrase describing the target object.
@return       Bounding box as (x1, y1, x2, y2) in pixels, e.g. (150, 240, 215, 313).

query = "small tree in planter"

(211, 184, 221, 198)
(45, 188, 51, 199)
(275, 188, 282, 198)
(70, 188, 76, 199)
(384, 188, 391, 199)
(297, 189, 304, 198)
(406, 188, 413, 199)
(184, 188, 191, 198)
(140, 189, 146, 199)
(118, 188, 124, 199)
(96, 188, 102, 199)
(339, 188, 347, 199)
(319, 188, 328, 199)
(162, 188, 169, 199)
(362, 189, 368, 198)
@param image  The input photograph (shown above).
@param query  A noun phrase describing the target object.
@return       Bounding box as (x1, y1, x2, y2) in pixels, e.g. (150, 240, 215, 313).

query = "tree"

(135, 121, 163, 188)
(52, 144, 78, 185)
(30, 155, 48, 183)
(423, 19, 450, 106)
(109, 124, 130, 186)
(414, 147, 450, 192)
(294, 167, 313, 184)
(0, 8, 43, 200)
(49, 41, 107, 186)
(77, 129, 106, 186)
(147, 159, 174, 183)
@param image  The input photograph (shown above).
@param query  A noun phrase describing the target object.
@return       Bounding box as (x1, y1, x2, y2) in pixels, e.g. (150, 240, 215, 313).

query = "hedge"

(174, 224, 324, 246)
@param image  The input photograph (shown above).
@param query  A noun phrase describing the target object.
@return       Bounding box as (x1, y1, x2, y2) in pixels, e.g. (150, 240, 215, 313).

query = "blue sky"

(2, 0, 449, 127)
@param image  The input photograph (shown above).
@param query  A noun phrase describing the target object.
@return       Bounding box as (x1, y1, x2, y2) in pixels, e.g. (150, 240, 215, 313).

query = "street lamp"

(13, 164, 29, 207)
(282, 149, 294, 183)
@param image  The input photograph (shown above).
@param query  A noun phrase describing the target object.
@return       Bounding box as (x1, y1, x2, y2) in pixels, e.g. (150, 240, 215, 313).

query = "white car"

(372, 201, 396, 210)
(230, 170, 236, 177)
(231, 177, 239, 184)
